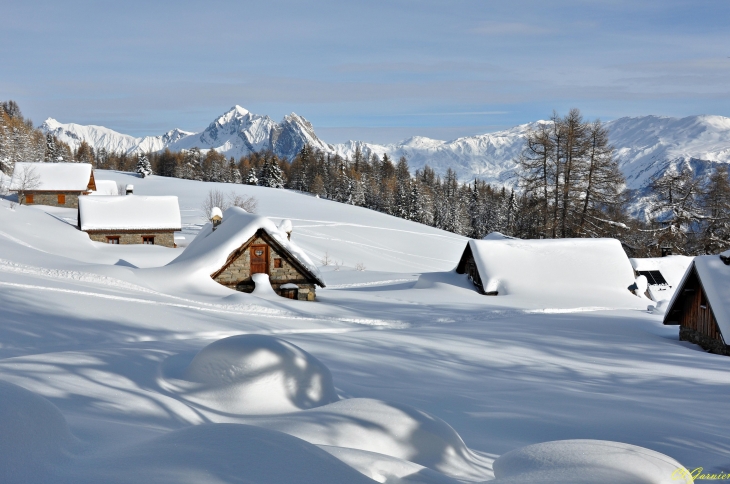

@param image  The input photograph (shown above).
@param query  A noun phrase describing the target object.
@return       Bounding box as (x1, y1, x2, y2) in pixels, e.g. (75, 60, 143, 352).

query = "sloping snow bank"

(491, 440, 692, 484)
(82, 424, 376, 484)
(0, 381, 79, 483)
(175, 334, 339, 414)
(247, 398, 492, 481)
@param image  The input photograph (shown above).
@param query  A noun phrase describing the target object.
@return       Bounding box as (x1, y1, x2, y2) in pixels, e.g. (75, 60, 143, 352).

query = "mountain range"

(41, 106, 730, 192)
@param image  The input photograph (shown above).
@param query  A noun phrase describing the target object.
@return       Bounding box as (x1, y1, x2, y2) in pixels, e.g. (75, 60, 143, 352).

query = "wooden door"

(250, 244, 268, 274)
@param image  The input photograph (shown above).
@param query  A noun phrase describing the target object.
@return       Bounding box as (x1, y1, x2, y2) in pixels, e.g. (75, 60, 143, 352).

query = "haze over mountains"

(41, 105, 730, 192)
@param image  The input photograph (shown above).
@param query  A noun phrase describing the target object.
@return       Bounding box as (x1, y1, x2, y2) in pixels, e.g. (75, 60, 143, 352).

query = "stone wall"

(86, 231, 176, 248)
(23, 192, 84, 208)
(680, 326, 730, 355)
(213, 236, 317, 300)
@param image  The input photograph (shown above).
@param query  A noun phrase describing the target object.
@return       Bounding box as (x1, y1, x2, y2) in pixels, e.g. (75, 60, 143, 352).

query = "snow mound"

(0, 381, 78, 481)
(492, 439, 692, 483)
(87, 424, 375, 484)
(251, 273, 278, 297)
(249, 398, 491, 481)
(180, 334, 339, 414)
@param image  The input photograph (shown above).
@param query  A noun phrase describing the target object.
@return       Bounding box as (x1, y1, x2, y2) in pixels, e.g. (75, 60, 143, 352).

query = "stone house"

(78, 195, 181, 248)
(173, 207, 324, 301)
(663, 253, 730, 355)
(211, 227, 324, 300)
(10, 162, 96, 207)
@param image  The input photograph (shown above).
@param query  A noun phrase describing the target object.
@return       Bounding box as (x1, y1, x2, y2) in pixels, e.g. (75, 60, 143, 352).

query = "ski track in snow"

(296, 231, 458, 264)
(0, 231, 46, 252)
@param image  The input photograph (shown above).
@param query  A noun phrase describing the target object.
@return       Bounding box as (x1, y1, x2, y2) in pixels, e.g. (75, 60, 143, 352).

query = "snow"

(10, 162, 92, 191)
(466, 238, 640, 307)
(210, 206, 222, 220)
(492, 440, 692, 483)
(166, 334, 339, 414)
(0, 170, 727, 483)
(90, 179, 118, 195)
(78, 195, 181, 231)
(630, 255, 694, 302)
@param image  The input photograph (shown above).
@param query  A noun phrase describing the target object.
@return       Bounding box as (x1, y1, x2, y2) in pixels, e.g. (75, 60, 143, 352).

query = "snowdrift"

(465, 238, 639, 306)
(630, 255, 694, 302)
(492, 439, 692, 483)
(167, 334, 339, 414)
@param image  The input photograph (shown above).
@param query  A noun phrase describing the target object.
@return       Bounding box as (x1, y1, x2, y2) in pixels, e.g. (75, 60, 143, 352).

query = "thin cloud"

(471, 21, 554, 36)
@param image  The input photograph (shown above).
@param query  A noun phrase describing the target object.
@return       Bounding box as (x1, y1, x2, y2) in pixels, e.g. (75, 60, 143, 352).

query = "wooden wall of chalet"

(667, 267, 727, 355)
(455, 244, 488, 294)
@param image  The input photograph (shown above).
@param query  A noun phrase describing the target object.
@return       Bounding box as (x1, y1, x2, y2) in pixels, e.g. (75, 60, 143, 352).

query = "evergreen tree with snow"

(245, 168, 259, 186)
(229, 158, 243, 184)
(259, 158, 284, 188)
(136, 153, 152, 178)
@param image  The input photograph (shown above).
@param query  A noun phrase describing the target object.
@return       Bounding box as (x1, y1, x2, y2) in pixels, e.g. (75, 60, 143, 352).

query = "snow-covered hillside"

(43, 108, 730, 193)
(0, 174, 727, 482)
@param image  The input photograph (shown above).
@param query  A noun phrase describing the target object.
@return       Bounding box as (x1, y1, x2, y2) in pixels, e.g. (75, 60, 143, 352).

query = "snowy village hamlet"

(2, 53, 730, 484)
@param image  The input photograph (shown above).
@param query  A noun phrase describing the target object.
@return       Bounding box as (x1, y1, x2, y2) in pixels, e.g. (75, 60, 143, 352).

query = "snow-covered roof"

(10, 162, 92, 192)
(464, 238, 636, 299)
(78, 195, 181, 231)
(169, 207, 324, 286)
(667, 255, 730, 337)
(630, 255, 694, 302)
(90, 180, 118, 196)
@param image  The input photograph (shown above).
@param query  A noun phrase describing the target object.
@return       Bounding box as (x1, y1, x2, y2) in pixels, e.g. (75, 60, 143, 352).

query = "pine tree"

(245, 168, 259, 186)
(259, 158, 284, 188)
(229, 157, 243, 184)
(700, 165, 730, 253)
(136, 153, 152, 178)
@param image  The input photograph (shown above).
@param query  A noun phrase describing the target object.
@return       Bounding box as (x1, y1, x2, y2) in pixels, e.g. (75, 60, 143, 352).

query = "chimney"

(125, 184, 134, 195)
(661, 246, 672, 257)
(210, 207, 223, 231)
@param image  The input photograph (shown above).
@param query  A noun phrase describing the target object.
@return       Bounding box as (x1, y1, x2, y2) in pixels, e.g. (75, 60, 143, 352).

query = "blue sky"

(2, 1, 729, 143)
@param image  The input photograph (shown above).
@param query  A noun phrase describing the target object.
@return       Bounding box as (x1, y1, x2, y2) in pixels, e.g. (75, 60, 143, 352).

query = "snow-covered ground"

(0, 172, 726, 483)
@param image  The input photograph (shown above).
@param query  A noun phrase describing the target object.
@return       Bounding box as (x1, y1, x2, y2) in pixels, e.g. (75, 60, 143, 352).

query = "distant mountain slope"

(41, 108, 730, 192)
(41, 106, 331, 162)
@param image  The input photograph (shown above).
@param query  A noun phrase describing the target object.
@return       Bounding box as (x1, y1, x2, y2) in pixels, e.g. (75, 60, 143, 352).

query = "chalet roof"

(10, 162, 92, 192)
(666, 255, 730, 336)
(630, 255, 694, 302)
(78, 195, 182, 231)
(90, 179, 119, 196)
(169, 207, 324, 287)
(461, 237, 636, 300)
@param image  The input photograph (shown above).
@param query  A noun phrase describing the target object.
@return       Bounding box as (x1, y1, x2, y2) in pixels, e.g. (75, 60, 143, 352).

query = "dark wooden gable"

(664, 263, 725, 351)
(211, 228, 324, 287)
(455, 241, 492, 295)
(87, 170, 97, 191)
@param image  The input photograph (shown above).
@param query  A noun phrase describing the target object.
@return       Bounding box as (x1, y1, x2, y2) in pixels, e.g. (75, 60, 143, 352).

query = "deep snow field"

(0, 170, 727, 483)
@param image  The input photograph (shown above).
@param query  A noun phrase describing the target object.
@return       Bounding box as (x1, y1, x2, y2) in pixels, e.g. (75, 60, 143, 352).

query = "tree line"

(2, 100, 728, 256)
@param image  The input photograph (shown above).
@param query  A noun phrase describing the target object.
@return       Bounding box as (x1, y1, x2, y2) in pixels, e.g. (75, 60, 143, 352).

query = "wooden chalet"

(10, 162, 96, 207)
(78, 195, 181, 248)
(663, 254, 730, 356)
(211, 227, 325, 301)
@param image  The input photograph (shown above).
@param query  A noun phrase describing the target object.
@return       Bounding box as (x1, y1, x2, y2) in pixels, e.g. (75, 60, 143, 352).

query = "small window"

(25, 194, 34, 204)
(58, 194, 66, 205)
(273, 258, 282, 268)
(142, 236, 155, 245)
(106, 236, 120, 244)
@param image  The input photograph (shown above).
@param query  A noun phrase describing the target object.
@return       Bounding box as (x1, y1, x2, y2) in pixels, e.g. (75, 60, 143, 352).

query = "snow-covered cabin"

(90, 179, 119, 196)
(630, 256, 694, 302)
(77, 195, 181, 247)
(663, 252, 730, 355)
(455, 237, 638, 300)
(10, 162, 96, 207)
(172, 208, 324, 300)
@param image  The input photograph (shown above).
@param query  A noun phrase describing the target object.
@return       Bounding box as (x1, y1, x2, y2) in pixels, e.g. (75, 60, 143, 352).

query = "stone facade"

(680, 326, 730, 355)
(86, 231, 176, 248)
(22, 192, 87, 208)
(213, 235, 317, 301)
